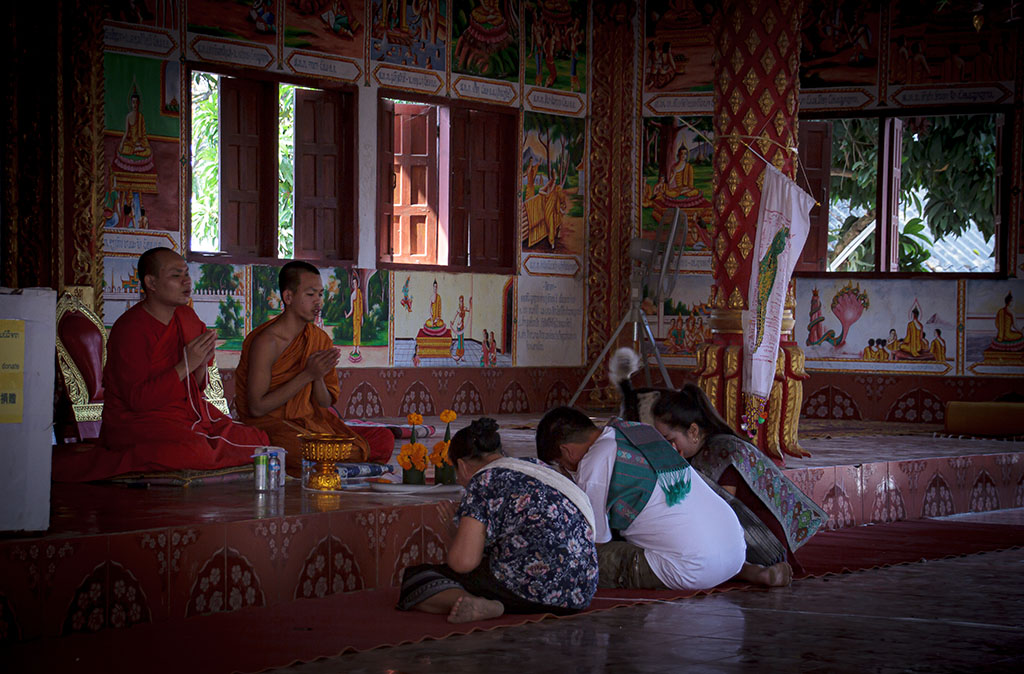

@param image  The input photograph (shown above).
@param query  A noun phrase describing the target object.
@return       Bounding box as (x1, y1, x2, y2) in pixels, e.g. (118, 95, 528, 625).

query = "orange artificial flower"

(429, 440, 450, 467)
(440, 409, 457, 424)
(407, 412, 424, 426)
(398, 442, 428, 471)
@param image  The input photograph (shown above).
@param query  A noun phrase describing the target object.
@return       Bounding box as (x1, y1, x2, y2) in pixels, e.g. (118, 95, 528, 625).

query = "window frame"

(183, 62, 359, 268)
(375, 88, 519, 275)
(794, 104, 1013, 280)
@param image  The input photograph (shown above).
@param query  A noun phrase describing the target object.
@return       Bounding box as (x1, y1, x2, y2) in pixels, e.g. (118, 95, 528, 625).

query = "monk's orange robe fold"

(235, 318, 394, 470)
(76, 304, 269, 479)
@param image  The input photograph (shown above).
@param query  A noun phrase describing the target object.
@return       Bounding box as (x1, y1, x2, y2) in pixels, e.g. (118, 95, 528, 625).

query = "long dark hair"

(449, 417, 503, 463)
(651, 383, 740, 440)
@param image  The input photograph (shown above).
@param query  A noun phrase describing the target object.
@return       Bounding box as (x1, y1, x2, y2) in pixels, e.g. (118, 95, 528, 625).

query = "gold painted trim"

(205, 364, 230, 416)
(56, 291, 107, 420)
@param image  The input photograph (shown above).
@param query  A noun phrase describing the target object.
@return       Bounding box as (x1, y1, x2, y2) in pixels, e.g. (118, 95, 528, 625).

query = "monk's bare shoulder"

(248, 324, 290, 368)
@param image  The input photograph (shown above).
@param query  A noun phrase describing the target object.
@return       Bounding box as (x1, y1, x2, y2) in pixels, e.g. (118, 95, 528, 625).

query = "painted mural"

(889, 0, 1018, 87)
(796, 278, 956, 373)
(103, 53, 180, 245)
(640, 116, 713, 250)
(800, 0, 880, 88)
(286, 0, 367, 55)
(450, 0, 519, 82)
(394, 272, 514, 367)
(369, 0, 446, 70)
(188, 0, 279, 40)
(647, 273, 714, 362)
(643, 0, 715, 93)
(521, 111, 586, 258)
(105, 0, 180, 29)
(965, 279, 1024, 375)
(523, 0, 587, 92)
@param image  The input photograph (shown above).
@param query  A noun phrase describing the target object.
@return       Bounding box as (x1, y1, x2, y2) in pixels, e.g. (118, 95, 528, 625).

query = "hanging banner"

(741, 168, 814, 435)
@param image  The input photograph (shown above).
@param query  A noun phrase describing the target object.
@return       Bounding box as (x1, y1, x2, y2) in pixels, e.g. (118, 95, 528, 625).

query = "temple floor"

(271, 509, 1024, 674)
(2, 416, 1022, 672)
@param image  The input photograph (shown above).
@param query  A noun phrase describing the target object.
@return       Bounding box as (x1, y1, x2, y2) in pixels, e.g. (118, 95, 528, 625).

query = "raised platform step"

(2, 416, 1022, 647)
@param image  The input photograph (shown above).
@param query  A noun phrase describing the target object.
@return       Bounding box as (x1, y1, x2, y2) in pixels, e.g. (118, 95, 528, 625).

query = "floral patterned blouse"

(457, 457, 598, 609)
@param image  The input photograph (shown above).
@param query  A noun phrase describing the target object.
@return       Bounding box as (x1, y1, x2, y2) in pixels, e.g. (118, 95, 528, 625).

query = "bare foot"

(758, 562, 793, 587)
(447, 594, 504, 623)
(737, 561, 793, 587)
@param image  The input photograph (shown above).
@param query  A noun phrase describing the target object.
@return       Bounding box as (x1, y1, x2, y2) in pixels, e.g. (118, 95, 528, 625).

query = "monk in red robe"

(235, 261, 394, 473)
(97, 248, 269, 474)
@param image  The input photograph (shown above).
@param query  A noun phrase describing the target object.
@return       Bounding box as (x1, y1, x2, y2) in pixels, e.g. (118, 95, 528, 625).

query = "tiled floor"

(269, 510, 1024, 674)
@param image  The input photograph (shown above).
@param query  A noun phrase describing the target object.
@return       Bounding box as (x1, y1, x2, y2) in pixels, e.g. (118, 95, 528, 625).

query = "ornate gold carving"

(763, 8, 777, 33)
(738, 233, 753, 259)
(786, 90, 796, 115)
(760, 48, 776, 74)
(765, 377, 784, 460)
(774, 70, 788, 95)
(742, 109, 758, 134)
(728, 287, 745, 308)
(739, 190, 755, 217)
(725, 372, 739, 430)
(717, 149, 730, 172)
(771, 153, 786, 171)
(726, 168, 740, 195)
(718, 70, 732, 94)
(718, 110, 731, 134)
(716, 235, 728, 257)
(724, 253, 739, 278)
(727, 137, 740, 153)
(740, 150, 755, 175)
(716, 191, 727, 215)
(744, 31, 761, 55)
(724, 212, 739, 237)
(777, 32, 789, 55)
(55, 291, 107, 420)
(729, 88, 743, 115)
(724, 345, 741, 378)
(774, 110, 787, 138)
(730, 49, 744, 75)
(758, 89, 774, 117)
(205, 365, 230, 416)
(742, 69, 759, 95)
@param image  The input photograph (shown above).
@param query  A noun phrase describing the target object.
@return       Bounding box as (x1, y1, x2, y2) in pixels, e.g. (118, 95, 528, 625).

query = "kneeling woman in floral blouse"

(397, 417, 598, 623)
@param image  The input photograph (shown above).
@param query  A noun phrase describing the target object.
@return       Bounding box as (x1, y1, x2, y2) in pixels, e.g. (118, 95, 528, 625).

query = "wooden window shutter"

(378, 98, 395, 262)
(880, 117, 903, 271)
(389, 103, 438, 264)
(994, 113, 1003, 271)
(294, 89, 344, 260)
(466, 109, 515, 269)
(794, 120, 831, 272)
(449, 107, 470, 267)
(220, 77, 275, 256)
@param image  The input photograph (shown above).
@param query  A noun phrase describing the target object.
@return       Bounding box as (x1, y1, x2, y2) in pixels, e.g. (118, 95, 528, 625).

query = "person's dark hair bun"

(449, 417, 502, 462)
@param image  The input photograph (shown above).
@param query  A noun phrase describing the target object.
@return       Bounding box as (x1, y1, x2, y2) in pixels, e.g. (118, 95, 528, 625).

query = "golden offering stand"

(300, 433, 366, 491)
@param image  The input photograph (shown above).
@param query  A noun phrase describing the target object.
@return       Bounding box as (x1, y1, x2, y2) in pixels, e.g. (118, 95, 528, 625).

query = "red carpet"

(4, 519, 1023, 674)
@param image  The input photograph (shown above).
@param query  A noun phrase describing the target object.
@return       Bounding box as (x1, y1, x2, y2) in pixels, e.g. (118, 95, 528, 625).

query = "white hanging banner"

(742, 167, 815, 426)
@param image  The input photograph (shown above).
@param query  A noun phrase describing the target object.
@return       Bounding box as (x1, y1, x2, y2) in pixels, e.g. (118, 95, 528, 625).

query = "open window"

(796, 110, 1007, 275)
(377, 94, 518, 272)
(188, 67, 356, 264)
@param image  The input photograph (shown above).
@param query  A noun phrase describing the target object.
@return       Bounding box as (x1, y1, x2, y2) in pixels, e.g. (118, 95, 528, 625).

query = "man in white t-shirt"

(536, 406, 746, 591)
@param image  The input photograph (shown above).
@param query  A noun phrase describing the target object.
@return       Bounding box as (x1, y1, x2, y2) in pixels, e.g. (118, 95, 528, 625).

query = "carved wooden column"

(584, 2, 637, 405)
(696, 0, 808, 460)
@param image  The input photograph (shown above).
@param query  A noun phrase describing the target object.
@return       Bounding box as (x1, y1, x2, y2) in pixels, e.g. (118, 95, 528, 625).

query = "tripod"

(569, 208, 687, 406)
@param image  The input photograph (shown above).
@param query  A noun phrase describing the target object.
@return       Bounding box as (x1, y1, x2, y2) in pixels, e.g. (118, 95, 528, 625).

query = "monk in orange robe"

(90, 248, 269, 477)
(235, 261, 394, 474)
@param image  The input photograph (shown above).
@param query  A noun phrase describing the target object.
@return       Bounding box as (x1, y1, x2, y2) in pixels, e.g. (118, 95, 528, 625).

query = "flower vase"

(435, 464, 457, 485)
(403, 467, 426, 485)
